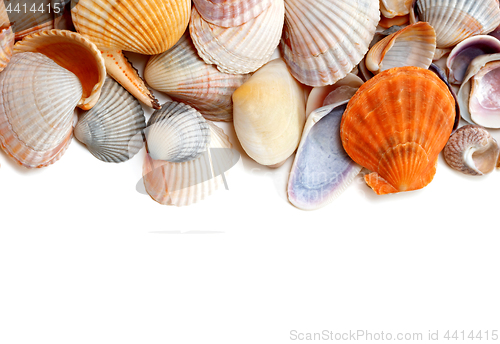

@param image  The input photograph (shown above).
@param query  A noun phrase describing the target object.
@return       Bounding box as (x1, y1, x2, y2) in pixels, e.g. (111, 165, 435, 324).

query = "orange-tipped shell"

(340, 66, 456, 195)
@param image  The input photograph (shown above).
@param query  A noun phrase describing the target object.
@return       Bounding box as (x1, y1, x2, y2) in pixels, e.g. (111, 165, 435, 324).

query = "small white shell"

(145, 101, 211, 163)
(444, 125, 500, 175)
(0, 25, 14, 72)
(192, 0, 272, 27)
(74, 77, 146, 163)
(143, 122, 235, 206)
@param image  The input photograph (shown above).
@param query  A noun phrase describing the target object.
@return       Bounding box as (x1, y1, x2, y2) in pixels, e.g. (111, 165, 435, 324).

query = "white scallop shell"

(0, 52, 82, 168)
(416, 0, 500, 48)
(74, 77, 146, 163)
(281, 0, 380, 87)
(143, 122, 235, 206)
(145, 101, 211, 162)
(0, 25, 14, 72)
(144, 33, 250, 122)
(190, 0, 284, 74)
(380, 0, 413, 18)
(192, 0, 272, 27)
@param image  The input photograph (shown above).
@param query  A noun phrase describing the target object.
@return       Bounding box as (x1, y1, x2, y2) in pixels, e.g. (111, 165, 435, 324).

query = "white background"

(1, 52, 499, 343)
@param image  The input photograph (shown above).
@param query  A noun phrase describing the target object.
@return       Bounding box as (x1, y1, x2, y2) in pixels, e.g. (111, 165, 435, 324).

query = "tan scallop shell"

(232, 58, 306, 167)
(0, 52, 82, 168)
(365, 22, 436, 74)
(415, 0, 500, 48)
(14, 29, 106, 110)
(144, 33, 250, 122)
(281, 0, 379, 87)
(143, 122, 235, 207)
(193, 0, 272, 27)
(190, 0, 284, 74)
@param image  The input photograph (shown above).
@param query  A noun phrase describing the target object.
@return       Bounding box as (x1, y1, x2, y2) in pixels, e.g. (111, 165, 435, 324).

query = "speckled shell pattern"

(193, 0, 273, 27)
(144, 33, 250, 122)
(281, 0, 380, 87)
(146, 101, 211, 163)
(0, 52, 83, 168)
(416, 0, 500, 48)
(340, 66, 456, 195)
(190, 0, 284, 74)
(71, 0, 191, 54)
(143, 122, 234, 206)
(74, 77, 146, 163)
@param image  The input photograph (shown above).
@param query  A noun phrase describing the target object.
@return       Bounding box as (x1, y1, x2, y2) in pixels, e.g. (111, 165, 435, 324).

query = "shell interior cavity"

(444, 125, 500, 175)
(145, 101, 211, 163)
(74, 77, 146, 163)
(458, 53, 500, 128)
(288, 100, 362, 210)
(446, 35, 500, 85)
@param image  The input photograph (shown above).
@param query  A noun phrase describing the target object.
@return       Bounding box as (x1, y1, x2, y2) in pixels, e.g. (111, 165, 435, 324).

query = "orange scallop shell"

(340, 66, 456, 195)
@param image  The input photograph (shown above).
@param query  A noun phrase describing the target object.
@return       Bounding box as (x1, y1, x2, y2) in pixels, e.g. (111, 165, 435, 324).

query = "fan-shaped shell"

(144, 33, 250, 122)
(232, 58, 306, 167)
(193, 0, 272, 27)
(14, 29, 106, 110)
(340, 66, 456, 195)
(0, 25, 14, 72)
(281, 0, 379, 87)
(143, 122, 235, 206)
(74, 77, 146, 163)
(415, 0, 500, 48)
(365, 22, 436, 74)
(380, 0, 413, 18)
(190, 0, 284, 74)
(0, 52, 82, 168)
(444, 125, 500, 175)
(71, 0, 191, 55)
(288, 100, 362, 210)
(145, 101, 210, 163)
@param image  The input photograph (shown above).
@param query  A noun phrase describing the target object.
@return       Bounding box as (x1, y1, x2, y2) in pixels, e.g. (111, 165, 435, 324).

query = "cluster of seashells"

(1, 0, 500, 210)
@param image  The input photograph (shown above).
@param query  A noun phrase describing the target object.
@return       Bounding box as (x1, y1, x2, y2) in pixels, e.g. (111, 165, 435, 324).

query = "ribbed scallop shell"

(232, 58, 306, 167)
(340, 66, 456, 195)
(143, 122, 234, 206)
(146, 101, 211, 163)
(0, 52, 83, 168)
(190, 0, 284, 74)
(144, 33, 250, 122)
(380, 0, 413, 18)
(281, 0, 379, 87)
(14, 29, 106, 110)
(365, 22, 436, 74)
(0, 25, 14, 72)
(193, 0, 272, 27)
(416, 0, 500, 48)
(444, 125, 500, 175)
(71, 0, 191, 55)
(74, 77, 146, 163)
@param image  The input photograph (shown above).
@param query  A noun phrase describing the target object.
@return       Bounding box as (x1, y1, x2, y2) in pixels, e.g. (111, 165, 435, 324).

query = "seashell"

(415, 0, 500, 48)
(281, 0, 379, 87)
(74, 77, 146, 163)
(192, 0, 272, 27)
(144, 33, 250, 122)
(288, 100, 362, 211)
(340, 66, 456, 195)
(145, 101, 210, 163)
(489, 23, 500, 40)
(0, 1, 9, 28)
(72, 0, 191, 108)
(444, 125, 500, 176)
(190, 0, 284, 74)
(428, 63, 460, 131)
(143, 122, 235, 206)
(379, 14, 410, 29)
(433, 47, 451, 61)
(0, 52, 82, 168)
(365, 22, 436, 74)
(305, 73, 363, 117)
(0, 25, 14, 72)
(380, 0, 413, 18)
(13, 29, 106, 110)
(232, 58, 306, 167)
(458, 53, 500, 128)
(446, 35, 500, 85)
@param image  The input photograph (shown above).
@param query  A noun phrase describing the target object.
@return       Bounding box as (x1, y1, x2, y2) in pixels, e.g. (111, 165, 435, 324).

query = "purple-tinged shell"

(428, 63, 460, 131)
